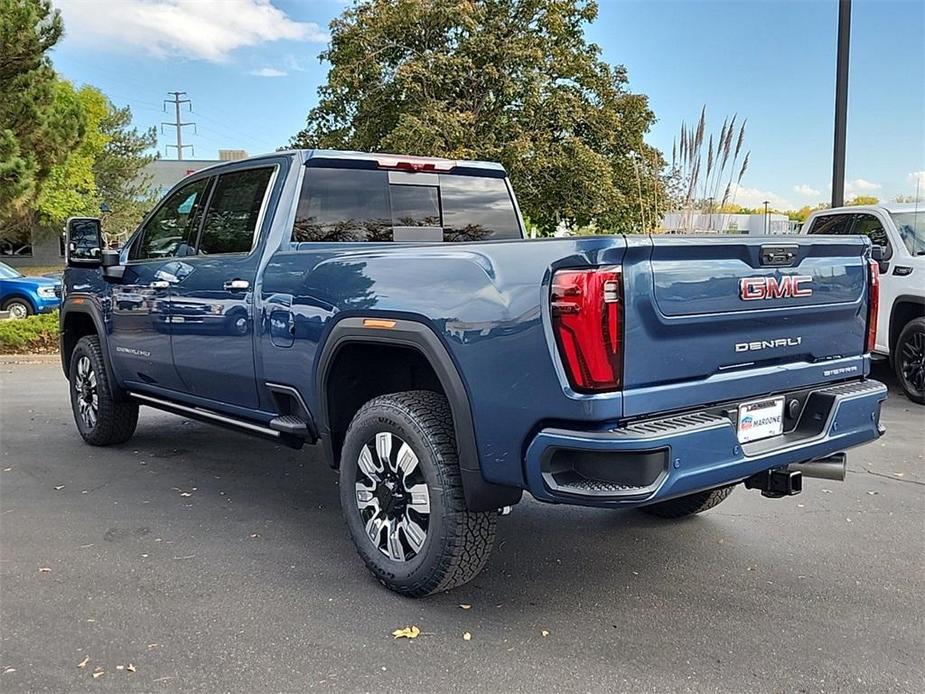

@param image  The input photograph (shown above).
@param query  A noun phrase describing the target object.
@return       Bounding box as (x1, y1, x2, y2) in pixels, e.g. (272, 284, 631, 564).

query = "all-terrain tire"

(68, 335, 138, 446)
(894, 317, 925, 405)
(639, 485, 734, 519)
(339, 390, 496, 597)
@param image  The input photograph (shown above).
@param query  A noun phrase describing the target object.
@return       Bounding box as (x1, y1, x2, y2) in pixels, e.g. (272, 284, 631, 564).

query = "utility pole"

(162, 91, 196, 160)
(831, 0, 851, 207)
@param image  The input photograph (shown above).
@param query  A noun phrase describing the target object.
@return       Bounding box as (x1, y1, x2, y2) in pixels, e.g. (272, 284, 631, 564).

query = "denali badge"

(740, 275, 813, 301)
(735, 337, 802, 352)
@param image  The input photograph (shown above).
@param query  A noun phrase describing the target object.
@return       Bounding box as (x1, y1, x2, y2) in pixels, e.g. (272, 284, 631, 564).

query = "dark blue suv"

(59, 151, 887, 596)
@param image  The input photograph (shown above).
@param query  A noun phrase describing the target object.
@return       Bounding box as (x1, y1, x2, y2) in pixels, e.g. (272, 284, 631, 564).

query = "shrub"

(0, 311, 59, 354)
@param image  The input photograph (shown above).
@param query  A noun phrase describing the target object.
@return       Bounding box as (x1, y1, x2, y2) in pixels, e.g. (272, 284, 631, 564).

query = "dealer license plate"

(737, 397, 784, 444)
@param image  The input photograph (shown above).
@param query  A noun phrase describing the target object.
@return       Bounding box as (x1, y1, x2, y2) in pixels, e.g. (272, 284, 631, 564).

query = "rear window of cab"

(291, 167, 521, 243)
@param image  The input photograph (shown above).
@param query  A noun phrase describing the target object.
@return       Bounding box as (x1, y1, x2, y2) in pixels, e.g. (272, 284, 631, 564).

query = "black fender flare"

(315, 316, 521, 512)
(59, 297, 124, 398)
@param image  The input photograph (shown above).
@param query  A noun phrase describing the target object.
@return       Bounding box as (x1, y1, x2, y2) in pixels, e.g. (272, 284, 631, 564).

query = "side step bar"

(128, 392, 304, 449)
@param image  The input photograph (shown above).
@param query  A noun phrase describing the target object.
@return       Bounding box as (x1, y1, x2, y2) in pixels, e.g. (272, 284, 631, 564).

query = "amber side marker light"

(362, 318, 396, 329)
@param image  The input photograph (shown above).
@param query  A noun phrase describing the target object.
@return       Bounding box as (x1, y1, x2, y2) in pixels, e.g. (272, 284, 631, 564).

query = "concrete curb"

(0, 353, 60, 365)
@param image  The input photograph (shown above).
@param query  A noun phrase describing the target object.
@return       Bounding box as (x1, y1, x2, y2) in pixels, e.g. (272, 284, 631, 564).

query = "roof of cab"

(302, 148, 506, 173)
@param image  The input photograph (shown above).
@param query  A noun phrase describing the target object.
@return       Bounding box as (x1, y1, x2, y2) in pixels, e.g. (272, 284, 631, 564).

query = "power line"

(162, 91, 197, 160)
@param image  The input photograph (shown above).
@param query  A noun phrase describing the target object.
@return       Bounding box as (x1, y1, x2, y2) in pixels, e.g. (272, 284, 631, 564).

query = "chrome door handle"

(224, 279, 250, 291)
(149, 280, 171, 289)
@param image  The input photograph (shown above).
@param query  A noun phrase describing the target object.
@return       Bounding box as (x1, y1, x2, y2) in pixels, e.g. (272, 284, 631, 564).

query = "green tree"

(292, 0, 663, 233)
(0, 0, 84, 239)
(34, 83, 157, 240)
(848, 195, 879, 206)
(35, 82, 108, 224)
(94, 102, 158, 241)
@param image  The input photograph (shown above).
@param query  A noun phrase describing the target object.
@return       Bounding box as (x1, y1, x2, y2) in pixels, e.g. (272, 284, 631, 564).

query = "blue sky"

(50, 0, 924, 211)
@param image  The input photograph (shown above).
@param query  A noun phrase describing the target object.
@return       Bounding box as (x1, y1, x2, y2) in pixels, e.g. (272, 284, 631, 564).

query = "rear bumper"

(523, 379, 887, 508)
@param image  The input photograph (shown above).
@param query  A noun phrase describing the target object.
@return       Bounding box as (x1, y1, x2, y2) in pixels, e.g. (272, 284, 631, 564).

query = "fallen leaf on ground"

(458, 604, 471, 610)
(3, 667, 16, 674)
(126, 664, 136, 673)
(866, 490, 879, 495)
(77, 656, 89, 669)
(92, 669, 104, 678)
(179, 492, 192, 497)
(392, 626, 421, 639)
(249, 533, 259, 538)
(821, 489, 832, 494)
(541, 630, 550, 637)
(463, 632, 472, 641)
(116, 666, 124, 671)
(54, 485, 64, 490)
(38, 567, 51, 573)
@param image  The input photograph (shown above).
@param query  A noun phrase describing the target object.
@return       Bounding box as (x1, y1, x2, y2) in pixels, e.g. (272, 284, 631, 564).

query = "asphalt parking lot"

(1, 361, 922, 693)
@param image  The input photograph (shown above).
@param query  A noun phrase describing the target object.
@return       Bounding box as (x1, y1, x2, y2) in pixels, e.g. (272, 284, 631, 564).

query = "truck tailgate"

(621, 235, 871, 418)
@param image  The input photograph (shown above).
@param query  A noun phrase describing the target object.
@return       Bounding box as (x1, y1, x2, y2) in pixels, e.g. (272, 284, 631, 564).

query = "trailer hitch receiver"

(744, 468, 803, 499)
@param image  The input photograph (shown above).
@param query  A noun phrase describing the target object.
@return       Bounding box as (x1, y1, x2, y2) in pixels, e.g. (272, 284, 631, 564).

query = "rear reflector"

(550, 267, 623, 392)
(375, 155, 456, 172)
(866, 259, 880, 353)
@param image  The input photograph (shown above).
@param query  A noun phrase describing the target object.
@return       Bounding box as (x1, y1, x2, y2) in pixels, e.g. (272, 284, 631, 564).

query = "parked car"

(803, 203, 924, 403)
(59, 150, 887, 596)
(0, 261, 61, 318)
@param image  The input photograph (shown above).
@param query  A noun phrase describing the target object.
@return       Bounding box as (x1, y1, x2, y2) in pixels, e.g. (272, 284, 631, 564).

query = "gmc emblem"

(740, 275, 813, 301)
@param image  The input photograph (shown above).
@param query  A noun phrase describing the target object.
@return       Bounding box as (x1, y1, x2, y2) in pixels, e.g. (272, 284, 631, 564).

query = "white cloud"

(730, 184, 794, 211)
(845, 178, 881, 195)
(56, 0, 328, 62)
(908, 171, 925, 190)
(793, 184, 821, 197)
(248, 67, 287, 77)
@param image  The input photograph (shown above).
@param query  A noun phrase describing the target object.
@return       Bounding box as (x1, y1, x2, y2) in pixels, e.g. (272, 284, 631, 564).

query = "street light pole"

(831, 0, 851, 207)
(763, 200, 770, 234)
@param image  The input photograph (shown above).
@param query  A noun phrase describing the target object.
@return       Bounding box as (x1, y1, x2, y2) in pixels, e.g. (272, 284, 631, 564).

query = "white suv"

(803, 203, 924, 404)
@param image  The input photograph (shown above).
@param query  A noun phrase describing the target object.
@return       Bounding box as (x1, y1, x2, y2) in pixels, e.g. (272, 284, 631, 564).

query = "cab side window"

(198, 167, 275, 255)
(806, 214, 853, 235)
(853, 213, 892, 259)
(131, 178, 211, 260)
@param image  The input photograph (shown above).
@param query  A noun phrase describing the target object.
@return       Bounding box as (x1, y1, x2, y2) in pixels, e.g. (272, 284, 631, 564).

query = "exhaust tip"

(788, 453, 847, 482)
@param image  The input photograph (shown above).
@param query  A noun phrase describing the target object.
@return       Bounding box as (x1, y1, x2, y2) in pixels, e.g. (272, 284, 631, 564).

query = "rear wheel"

(895, 317, 925, 405)
(68, 335, 139, 446)
(639, 485, 734, 519)
(339, 390, 496, 597)
(2, 298, 32, 319)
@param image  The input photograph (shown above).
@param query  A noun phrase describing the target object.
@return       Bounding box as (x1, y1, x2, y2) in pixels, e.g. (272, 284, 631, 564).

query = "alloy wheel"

(900, 329, 925, 395)
(74, 355, 99, 430)
(354, 431, 431, 562)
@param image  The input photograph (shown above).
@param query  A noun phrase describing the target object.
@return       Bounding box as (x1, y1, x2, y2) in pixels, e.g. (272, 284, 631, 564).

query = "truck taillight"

(550, 267, 623, 392)
(866, 258, 880, 353)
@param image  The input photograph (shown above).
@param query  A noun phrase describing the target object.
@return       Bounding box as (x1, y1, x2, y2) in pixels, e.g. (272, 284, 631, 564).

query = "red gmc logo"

(740, 275, 813, 301)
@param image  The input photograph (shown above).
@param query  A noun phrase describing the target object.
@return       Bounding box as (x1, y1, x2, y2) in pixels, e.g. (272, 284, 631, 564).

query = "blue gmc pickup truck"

(60, 150, 887, 596)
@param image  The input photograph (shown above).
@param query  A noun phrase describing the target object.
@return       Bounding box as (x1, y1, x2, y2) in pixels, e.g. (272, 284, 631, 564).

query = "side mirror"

(65, 217, 104, 267)
(870, 245, 889, 274)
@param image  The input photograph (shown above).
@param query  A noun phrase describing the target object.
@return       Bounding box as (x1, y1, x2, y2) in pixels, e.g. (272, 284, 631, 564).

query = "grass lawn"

(0, 311, 59, 354)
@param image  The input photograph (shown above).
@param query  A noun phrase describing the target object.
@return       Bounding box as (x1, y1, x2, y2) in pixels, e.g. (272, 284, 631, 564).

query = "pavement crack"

(859, 468, 925, 487)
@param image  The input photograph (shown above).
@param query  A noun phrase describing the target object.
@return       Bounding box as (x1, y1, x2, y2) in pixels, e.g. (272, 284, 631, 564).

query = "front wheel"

(68, 335, 139, 446)
(2, 297, 33, 319)
(895, 317, 925, 405)
(339, 390, 496, 597)
(639, 485, 734, 519)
